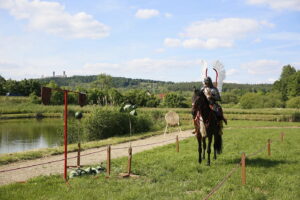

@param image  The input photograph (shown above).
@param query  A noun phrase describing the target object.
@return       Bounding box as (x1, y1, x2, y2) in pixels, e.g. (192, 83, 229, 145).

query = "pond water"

(0, 119, 64, 154)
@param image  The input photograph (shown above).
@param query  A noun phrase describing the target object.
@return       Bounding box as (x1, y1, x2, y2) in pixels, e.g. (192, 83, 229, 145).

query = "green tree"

(164, 92, 188, 108)
(93, 74, 113, 89)
(286, 96, 300, 108)
(0, 75, 6, 95)
(273, 65, 298, 101)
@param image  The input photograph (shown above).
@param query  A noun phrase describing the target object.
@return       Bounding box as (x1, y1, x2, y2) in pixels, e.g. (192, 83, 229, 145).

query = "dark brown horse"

(192, 88, 223, 166)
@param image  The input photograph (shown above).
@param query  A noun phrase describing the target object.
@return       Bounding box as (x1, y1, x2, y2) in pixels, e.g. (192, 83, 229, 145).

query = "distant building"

(41, 71, 67, 79)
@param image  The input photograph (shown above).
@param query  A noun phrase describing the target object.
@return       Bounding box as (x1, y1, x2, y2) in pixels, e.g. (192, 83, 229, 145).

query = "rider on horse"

(201, 76, 227, 125)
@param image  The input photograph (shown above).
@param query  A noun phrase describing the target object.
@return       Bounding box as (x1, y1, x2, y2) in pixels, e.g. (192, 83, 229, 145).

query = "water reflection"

(0, 119, 63, 154)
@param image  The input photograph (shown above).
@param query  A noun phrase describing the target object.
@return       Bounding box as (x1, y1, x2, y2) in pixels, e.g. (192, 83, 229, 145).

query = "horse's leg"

(196, 134, 202, 163)
(207, 135, 212, 166)
(213, 144, 217, 160)
(202, 137, 206, 159)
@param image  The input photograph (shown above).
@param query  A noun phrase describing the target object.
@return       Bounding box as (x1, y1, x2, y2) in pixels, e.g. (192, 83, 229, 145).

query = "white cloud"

(182, 38, 233, 49)
(155, 48, 165, 53)
(247, 0, 300, 11)
(267, 32, 300, 41)
(164, 13, 173, 18)
(182, 18, 267, 40)
(135, 9, 159, 19)
(267, 78, 276, 83)
(227, 68, 238, 76)
(164, 18, 272, 49)
(164, 38, 181, 47)
(253, 38, 262, 43)
(0, 0, 110, 39)
(83, 58, 201, 76)
(241, 59, 281, 75)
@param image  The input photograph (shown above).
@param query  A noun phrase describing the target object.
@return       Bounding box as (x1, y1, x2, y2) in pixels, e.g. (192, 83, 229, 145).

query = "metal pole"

(64, 90, 68, 181)
(241, 152, 246, 185)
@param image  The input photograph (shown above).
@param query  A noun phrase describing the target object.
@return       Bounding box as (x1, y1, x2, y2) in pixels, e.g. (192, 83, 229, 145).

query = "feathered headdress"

(212, 60, 226, 94)
(200, 60, 226, 95)
(200, 60, 208, 83)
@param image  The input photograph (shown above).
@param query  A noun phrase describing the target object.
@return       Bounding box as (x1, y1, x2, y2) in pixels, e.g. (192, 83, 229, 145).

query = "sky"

(0, 0, 299, 84)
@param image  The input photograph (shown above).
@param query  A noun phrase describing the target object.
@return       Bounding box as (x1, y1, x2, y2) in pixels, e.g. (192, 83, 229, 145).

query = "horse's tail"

(214, 129, 223, 154)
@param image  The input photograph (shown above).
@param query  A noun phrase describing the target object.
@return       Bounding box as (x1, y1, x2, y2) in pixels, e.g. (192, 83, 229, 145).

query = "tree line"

(0, 64, 299, 108)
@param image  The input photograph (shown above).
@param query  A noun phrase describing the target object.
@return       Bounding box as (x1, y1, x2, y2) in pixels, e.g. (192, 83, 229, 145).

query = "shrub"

(240, 93, 262, 109)
(163, 92, 188, 108)
(84, 108, 153, 140)
(286, 96, 300, 108)
(29, 92, 41, 104)
(240, 92, 284, 109)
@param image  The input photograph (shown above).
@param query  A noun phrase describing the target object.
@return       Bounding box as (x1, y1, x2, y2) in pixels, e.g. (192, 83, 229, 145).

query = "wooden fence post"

(281, 132, 284, 142)
(77, 143, 81, 167)
(128, 146, 132, 175)
(176, 135, 179, 153)
(107, 145, 111, 176)
(241, 152, 246, 185)
(268, 139, 271, 156)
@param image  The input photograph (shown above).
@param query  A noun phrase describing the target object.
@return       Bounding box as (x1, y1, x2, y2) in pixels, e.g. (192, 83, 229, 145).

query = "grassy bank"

(0, 122, 299, 199)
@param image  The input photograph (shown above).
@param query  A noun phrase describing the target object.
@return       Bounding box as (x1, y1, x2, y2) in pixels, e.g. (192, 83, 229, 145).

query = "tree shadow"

(224, 157, 297, 168)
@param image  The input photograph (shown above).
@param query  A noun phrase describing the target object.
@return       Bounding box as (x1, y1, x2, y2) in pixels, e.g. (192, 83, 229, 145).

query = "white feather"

(200, 60, 208, 83)
(212, 60, 226, 94)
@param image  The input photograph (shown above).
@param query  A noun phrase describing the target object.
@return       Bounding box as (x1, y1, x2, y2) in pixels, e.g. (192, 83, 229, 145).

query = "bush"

(84, 108, 153, 140)
(240, 93, 262, 109)
(240, 93, 284, 109)
(221, 93, 239, 104)
(163, 92, 188, 108)
(286, 96, 300, 108)
(29, 92, 41, 104)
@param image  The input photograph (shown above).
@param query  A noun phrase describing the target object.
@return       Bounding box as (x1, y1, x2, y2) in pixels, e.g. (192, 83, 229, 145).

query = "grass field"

(0, 122, 299, 200)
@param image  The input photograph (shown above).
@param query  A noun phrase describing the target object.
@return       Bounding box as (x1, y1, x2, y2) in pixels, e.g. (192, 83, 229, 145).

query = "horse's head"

(192, 87, 207, 116)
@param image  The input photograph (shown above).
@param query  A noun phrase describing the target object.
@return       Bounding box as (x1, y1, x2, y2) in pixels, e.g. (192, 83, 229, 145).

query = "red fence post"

(64, 90, 68, 181)
(241, 152, 246, 185)
(107, 145, 111, 176)
(267, 139, 271, 156)
(176, 135, 179, 153)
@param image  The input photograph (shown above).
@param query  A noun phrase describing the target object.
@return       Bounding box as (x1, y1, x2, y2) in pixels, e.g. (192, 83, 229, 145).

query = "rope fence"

(202, 132, 285, 200)
(0, 131, 286, 200)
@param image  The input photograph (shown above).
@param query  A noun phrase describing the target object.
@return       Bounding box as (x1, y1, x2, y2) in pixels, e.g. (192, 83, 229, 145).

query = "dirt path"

(0, 129, 194, 186)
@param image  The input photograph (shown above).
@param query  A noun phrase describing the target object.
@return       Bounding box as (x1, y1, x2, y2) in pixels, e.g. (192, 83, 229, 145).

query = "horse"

(192, 88, 223, 166)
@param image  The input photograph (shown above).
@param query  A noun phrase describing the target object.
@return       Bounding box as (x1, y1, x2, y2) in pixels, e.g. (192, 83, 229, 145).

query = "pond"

(0, 119, 65, 154)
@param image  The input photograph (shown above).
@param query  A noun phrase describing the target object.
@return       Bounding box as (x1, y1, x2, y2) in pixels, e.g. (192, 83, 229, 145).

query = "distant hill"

(38, 75, 273, 93)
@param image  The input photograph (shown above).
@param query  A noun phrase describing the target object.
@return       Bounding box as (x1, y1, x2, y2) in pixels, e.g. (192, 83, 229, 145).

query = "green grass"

(0, 122, 299, 200)
(1, 119, 299, 166)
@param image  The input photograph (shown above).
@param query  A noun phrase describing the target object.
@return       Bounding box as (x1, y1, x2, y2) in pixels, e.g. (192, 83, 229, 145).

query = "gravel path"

(0, 129, 194, 186)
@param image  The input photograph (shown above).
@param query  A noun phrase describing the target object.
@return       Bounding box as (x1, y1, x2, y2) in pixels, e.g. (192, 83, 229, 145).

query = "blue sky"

(0, 0, 299, 83)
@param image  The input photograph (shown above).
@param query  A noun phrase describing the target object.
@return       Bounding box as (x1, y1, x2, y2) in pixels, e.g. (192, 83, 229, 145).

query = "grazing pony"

(192, 88, 223, 166)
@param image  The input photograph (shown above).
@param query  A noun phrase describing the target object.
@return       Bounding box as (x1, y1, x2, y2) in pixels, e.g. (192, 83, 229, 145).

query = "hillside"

(38, 75, 273, 93)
